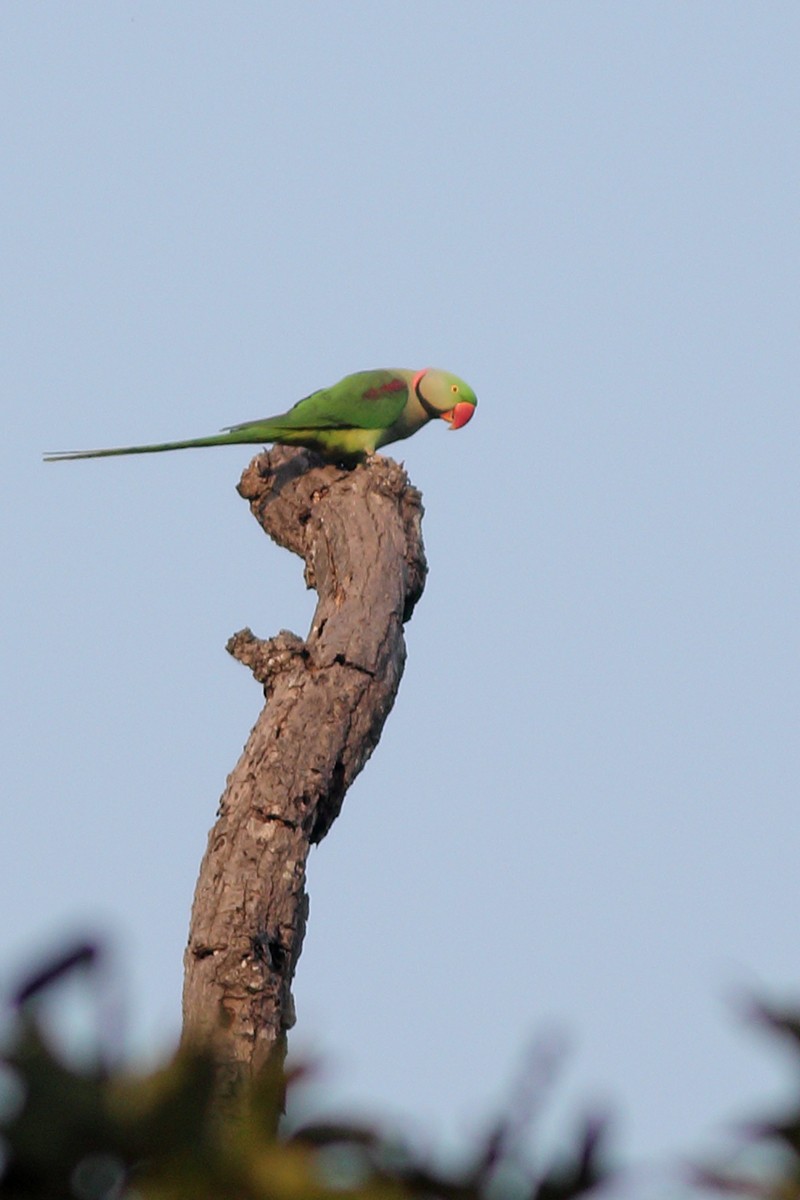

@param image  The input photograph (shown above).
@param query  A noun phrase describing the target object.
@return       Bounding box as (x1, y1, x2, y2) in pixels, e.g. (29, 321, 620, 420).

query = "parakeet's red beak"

(442, 401, 475, 430)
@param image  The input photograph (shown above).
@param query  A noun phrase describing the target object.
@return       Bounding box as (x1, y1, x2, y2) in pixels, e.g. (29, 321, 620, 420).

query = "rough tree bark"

(182, 446, 427, 1092)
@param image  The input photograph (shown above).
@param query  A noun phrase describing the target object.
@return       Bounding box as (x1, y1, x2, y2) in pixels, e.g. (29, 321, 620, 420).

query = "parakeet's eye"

(451, 384, 459, 393)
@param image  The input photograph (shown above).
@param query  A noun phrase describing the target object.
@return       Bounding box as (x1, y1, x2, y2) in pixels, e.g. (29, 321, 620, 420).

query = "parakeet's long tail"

(43, 430, 265, 462)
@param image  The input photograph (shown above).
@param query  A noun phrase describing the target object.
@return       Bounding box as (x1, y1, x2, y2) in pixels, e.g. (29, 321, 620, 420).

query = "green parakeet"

(44, 368, 477, 464)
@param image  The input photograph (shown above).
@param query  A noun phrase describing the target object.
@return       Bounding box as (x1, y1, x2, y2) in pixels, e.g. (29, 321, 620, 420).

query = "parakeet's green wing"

(226, 370, 410, 434)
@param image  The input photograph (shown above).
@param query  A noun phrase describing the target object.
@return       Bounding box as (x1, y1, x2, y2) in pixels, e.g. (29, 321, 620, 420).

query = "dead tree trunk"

(182, 447, 427, 1092)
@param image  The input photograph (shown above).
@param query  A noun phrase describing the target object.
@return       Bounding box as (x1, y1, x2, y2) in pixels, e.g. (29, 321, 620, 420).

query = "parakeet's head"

(414, 369, 477, 430)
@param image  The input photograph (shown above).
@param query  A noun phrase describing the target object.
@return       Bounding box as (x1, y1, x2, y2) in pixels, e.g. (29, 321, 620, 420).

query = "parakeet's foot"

(328, 451, 365, 469)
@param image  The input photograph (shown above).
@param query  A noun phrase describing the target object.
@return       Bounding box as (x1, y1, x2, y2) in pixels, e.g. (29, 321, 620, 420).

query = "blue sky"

(3, 4, 799, 1193)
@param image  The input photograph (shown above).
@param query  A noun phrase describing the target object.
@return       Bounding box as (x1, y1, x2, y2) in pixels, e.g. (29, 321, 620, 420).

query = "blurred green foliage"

(5, 944, 800, 1198)
(692, 1003, 800, 1200)
(0, 942, 608, 1200)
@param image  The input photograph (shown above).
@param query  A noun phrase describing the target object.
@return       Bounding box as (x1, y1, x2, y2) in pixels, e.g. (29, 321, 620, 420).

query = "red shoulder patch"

(363, 378, 406, 400)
